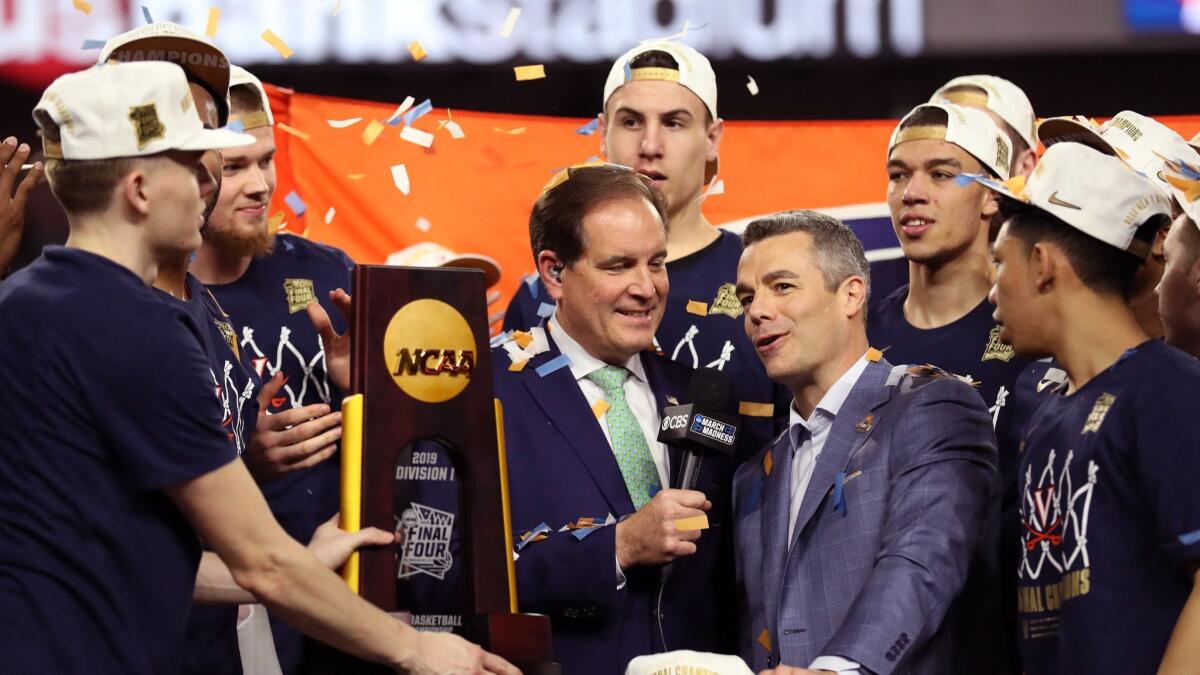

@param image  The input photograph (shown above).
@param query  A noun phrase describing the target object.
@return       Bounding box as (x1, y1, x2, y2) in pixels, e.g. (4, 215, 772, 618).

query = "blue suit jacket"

(494, 335, 737, 675)
(734, 359, 999, 674)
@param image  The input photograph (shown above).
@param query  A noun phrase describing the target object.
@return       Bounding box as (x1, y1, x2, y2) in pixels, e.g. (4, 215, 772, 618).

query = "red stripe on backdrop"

(264, 85, 1200, 307)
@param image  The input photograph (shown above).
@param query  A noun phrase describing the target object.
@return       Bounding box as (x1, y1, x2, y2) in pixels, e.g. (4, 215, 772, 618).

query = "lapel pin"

(855, 414, 873, 433)
(666, 395, 679, 405)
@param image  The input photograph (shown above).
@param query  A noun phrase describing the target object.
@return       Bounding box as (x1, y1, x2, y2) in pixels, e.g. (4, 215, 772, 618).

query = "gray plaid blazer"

(733, 358, 999, 674)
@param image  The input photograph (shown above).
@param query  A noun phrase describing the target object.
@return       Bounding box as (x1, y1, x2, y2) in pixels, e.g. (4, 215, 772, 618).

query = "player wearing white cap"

(1159, 157, 1200, 358)
(979, 142, 1200, 675)
(871, 101, 1029, 675)
(504, 39, 787, 467)
(0, 62, 515, 675)
(931, 74, 1039, 180)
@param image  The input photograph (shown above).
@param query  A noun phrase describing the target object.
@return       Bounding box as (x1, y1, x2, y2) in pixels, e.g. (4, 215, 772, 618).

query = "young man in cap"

(505, 39, 786, 465)
(981, 141, 1200, 674)
(0, 61, 515, 675)
(1159, 158, 1200, 358)
(493, 164, 735, 674)
(871, 101, 1029, 674)
(931, 74, 1039, 181)
(190, 62, 356, 672)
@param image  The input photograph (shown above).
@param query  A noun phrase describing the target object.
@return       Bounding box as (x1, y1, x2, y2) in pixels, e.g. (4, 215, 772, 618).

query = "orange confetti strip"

(493, 126, 527, 135)
(261, 30, 294, 60)
(276, 123, 311, 141)
(205, 7, 220, 38)
(591, 400, 610, 419)
(73, 0, 92, 14)
(739, 401, 775, 418)
(686, 300, 708, 316)
(347, 173, 366, 180)
(514, 64, 546, 81)
(409, 41, 428, 61)
(513, 331, 533, 349)
(509, 359, 529, 372)
(673, 514, 709, 531)
(361, 120, 385, 146)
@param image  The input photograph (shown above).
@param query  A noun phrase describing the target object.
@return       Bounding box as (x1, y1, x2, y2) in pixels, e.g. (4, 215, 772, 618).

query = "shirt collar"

(788, 351, 872, 430)
(549, 312, 647, 384)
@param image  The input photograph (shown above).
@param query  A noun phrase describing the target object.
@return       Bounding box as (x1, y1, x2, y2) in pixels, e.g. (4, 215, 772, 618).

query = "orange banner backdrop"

(263, 85, 1200, 306)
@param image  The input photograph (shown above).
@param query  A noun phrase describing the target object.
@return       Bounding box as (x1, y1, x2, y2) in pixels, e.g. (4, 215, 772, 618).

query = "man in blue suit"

(493, 164, 736, 674)
(731, 210, 998, 674)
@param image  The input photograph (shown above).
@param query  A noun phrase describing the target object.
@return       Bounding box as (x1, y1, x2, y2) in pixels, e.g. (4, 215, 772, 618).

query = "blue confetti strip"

(1178, 162, 1200, 180)
(623, 61, 632, 82)
(647, 484, 661, 500)
(82, 39, 105, 50)
(535, 353, 571, 378)
(953, 174, 975, 187)
(284, 190, 307, 218)
(402, 99, 434, 126)
(571, 527, 600, 541)
(515, 522, 551, 551)
(576, 118, 600, 136)
(740, 479, 765, 516)
(226, 119, 245, 133)
(832, 471, 847, 516)
(142, 5, 153, 23)
(1179, 528, 1200, 547)
(536, 302, 556, 319)
(489, 330, 511, 348)
(524, 273, 540, 299)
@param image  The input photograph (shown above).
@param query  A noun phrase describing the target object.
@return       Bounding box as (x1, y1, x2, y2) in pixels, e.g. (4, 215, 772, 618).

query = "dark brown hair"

(229, 83, 265, 115)
(528, 165, 669, 267)
(34, 109, 137, 216)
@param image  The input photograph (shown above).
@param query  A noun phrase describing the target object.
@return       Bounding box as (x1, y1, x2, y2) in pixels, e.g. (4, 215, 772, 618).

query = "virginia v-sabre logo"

(383, 299, 476, 403)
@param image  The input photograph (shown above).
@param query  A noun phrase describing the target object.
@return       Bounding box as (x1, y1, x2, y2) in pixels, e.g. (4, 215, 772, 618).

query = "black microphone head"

(685, 368, 731, 412)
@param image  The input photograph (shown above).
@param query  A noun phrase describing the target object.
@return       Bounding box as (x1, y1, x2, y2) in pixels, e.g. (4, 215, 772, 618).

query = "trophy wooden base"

(300, 612, 558, 674)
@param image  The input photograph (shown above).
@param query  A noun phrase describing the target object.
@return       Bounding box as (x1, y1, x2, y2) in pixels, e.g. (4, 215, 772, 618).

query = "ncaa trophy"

(338, 264, 558, 674)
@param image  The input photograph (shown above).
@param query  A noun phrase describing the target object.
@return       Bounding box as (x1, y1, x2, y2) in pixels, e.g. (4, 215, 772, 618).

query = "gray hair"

(741, 210, 871, 312)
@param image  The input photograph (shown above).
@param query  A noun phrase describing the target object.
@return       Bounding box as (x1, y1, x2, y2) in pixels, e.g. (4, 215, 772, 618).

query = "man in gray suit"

(731, 210, 999, 674)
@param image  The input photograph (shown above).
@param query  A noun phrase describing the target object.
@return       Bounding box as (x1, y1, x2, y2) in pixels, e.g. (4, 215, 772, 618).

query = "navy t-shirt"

(0, 247, 237, 674)
(867, 284, 1031, 674)
(206, 233, 352, 672)
(168, 273, 262, 675)
(1017, 340, 1200, 674)
(504, 230, 788, 463)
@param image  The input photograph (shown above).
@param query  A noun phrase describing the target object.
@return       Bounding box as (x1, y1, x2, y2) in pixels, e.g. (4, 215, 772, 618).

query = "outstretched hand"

(307, 288, 353, 392)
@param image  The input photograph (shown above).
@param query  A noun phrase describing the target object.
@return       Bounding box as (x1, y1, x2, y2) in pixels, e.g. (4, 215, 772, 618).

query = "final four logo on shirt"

(213, 318, 240, 360)
(1082, 393, 1116, 434)
(283, 278, 316, 314)
(981, 325, 1016, 363)
(397, 502, 455, 580)
(708, 283, 744, 319)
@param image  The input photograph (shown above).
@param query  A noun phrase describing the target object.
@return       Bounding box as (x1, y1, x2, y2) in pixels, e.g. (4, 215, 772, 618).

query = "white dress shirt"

(549, 313, 670, 489)
(784, 352, 871, 675)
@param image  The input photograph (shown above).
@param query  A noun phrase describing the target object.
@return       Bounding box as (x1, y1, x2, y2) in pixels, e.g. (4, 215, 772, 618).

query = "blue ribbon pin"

(832, 472, 847, 516)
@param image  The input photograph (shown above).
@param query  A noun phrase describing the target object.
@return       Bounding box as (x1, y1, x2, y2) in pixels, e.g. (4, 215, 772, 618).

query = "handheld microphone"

(657, 368, 738, 490)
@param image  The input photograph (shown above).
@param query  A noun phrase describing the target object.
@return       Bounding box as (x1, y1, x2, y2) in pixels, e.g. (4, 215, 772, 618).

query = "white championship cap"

(930, 74, 1037, 150)
(385, 242, 502, 288)
(603, 40, 717, 120)
(228, 65, 274, 129)
(98, 22, 231, 125)
(34, 62, 254, 161)
(624, 650, 754, 675)
(968, 142, 1171, 258)
(890, 102, 1014, 180)
(1038, 111, 1200, 201)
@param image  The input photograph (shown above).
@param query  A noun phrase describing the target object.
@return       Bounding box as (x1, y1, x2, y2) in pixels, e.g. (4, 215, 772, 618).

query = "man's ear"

(706, 117, 725, 164)
(1012, 149, 1038, 180)
(981, 189, 1000, 218)
(1031, 241, 1058, 293)
(840, 275, 867, 322)
(1152, 223, 1169, 260)
(122, 165, 152, 218)
(537, 250, 565, 301)
(597, 112, 609, 160)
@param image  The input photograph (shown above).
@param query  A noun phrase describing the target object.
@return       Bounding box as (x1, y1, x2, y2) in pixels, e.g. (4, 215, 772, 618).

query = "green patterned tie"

(587, 365, 660, 510)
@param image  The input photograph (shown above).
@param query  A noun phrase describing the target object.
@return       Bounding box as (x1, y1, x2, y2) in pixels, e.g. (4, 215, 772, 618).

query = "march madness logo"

(397, 503, 455, 580)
